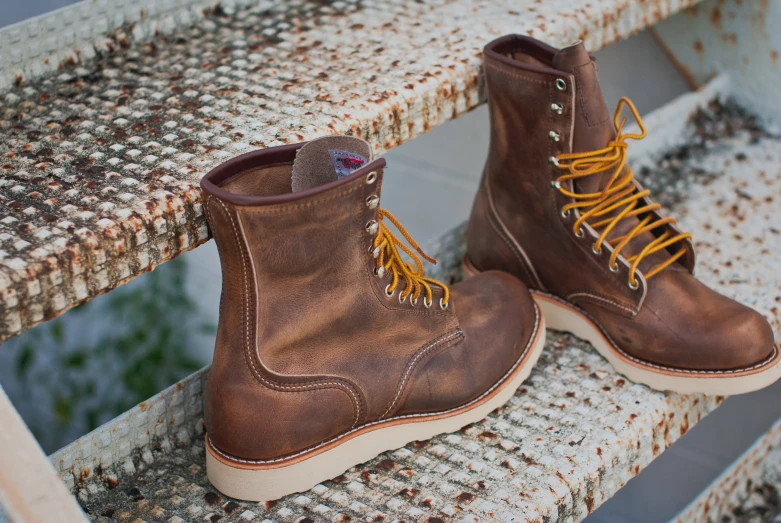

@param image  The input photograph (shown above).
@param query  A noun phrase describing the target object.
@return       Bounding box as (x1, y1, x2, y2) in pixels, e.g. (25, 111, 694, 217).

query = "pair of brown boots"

(200, 36, 780, 501)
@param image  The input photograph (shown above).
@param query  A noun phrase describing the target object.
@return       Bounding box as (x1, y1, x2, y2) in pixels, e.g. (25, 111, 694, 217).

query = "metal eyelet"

(366, 195, 379, 209)
(423, 297, 432, 309)
(574, 227, 584, 238)
(384, 284, 394, 298)
(549, 156, 560, 167)
(366, 171, 377, 184)
(628, 277, 640, 290)
(374, 266, 385, 278)
(411, 297, 419, 306)
(370, 246, 380, 258)
(398, 292, 408, 304)
(592, 243, 601, 255)
(555, 78, 567, 91)
(560, 209, 570, 219)
(439, 298, 449, 310)
(548, 131, 561, 142)
(609, 262, 619, 273)
(550, 180, 561, 189)
(365, 220, 378, 234)
(551, 103, 563, 115)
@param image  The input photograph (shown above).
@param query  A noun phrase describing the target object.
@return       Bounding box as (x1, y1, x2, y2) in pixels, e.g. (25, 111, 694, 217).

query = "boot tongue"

(552, 41, 615, 194)
(291, 135, 372, 192)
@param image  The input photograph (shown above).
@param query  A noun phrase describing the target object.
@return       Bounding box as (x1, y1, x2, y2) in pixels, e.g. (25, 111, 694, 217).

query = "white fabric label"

(328, 149, 369, 178)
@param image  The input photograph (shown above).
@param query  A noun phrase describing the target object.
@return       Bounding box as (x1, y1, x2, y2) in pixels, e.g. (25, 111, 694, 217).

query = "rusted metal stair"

(1, 0, 780, 521)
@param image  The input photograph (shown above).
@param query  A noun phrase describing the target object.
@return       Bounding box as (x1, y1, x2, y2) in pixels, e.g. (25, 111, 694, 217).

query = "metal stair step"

(0, 0, 705, 343)
(49, 82, 781, 521)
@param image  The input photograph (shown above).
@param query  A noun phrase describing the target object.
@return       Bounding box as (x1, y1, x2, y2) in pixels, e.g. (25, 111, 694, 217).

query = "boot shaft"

(468, 35, 648, 311)
(200, 137, 463, 459)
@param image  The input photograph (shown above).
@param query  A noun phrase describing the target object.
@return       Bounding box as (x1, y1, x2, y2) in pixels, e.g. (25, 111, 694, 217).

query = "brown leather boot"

(465, 35, 780, 395)
(200, 136, 545, 501)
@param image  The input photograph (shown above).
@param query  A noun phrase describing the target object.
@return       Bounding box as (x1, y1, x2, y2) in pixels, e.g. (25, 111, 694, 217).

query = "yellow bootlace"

(554, 97, 692, 287)
(371, 209, 450, 307)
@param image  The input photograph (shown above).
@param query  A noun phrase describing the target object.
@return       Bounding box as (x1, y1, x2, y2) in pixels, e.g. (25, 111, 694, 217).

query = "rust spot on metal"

(710, 6, 722, 29)
(104, 476, 119, 489)
(478, 431, 497, 441)
(127, 487, 144, 501)
(680, 413, 690, 436)
(377, 458, 396, 471)
(456, 492, 475, 503)
(398, 488, 419, 498)
(585, 494, 595, 512)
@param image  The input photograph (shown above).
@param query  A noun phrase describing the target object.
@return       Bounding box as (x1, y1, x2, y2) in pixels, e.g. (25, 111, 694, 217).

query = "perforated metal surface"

(48, 94, 781, 522)
(58, 331, 721, 523)
(0, 0, 704, 342)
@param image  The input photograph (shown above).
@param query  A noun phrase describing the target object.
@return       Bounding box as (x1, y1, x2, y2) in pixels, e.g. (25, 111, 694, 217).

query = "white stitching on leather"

(566, 292, 637, 315)
(380, 330, 464, 419)
(209, 304, 542, 465)
(484, 181, 542, 289)
(532, 289, 779, 375)
(215, 199, 362, 427)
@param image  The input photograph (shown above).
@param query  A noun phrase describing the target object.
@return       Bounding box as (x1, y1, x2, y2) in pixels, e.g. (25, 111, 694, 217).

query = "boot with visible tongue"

(465, 34, 779, 395)
(199, 134, 545, 501)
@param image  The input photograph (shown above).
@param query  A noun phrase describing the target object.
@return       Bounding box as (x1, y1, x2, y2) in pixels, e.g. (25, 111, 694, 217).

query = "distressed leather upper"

(466, 35, 775, 372)
(201, 142, 537, 460)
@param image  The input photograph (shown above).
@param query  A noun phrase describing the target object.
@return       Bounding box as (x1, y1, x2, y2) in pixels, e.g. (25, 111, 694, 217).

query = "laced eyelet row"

(369, 206, 449, 310)
(550, 78, 566, 191)
(381, 279, 448, 309)
(557, 206, 644, 292)
(548, 92, 652, 292)
(590, 240, 641, 290)
(568, 229, 641, 289)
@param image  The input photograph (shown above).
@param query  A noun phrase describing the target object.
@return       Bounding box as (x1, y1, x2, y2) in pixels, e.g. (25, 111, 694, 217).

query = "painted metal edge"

(0, 385, 88, 522)
(670, 417, 781, 523)
(652, 0, 781, 130)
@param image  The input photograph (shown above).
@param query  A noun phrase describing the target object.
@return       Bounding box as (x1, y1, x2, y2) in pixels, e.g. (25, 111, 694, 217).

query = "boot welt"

(205, 308, 546, 502)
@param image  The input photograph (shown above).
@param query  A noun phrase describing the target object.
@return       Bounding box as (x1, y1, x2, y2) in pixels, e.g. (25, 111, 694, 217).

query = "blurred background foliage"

(0, 257, 214, 453)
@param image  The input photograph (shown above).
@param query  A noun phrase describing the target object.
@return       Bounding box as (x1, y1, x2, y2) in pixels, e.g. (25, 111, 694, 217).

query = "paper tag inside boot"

(329, 149, 369, 179)
(291, 135, 373, 192)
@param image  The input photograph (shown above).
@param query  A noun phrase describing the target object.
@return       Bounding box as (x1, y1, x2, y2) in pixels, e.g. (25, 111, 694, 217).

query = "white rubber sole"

(206, 313, 546, 502)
